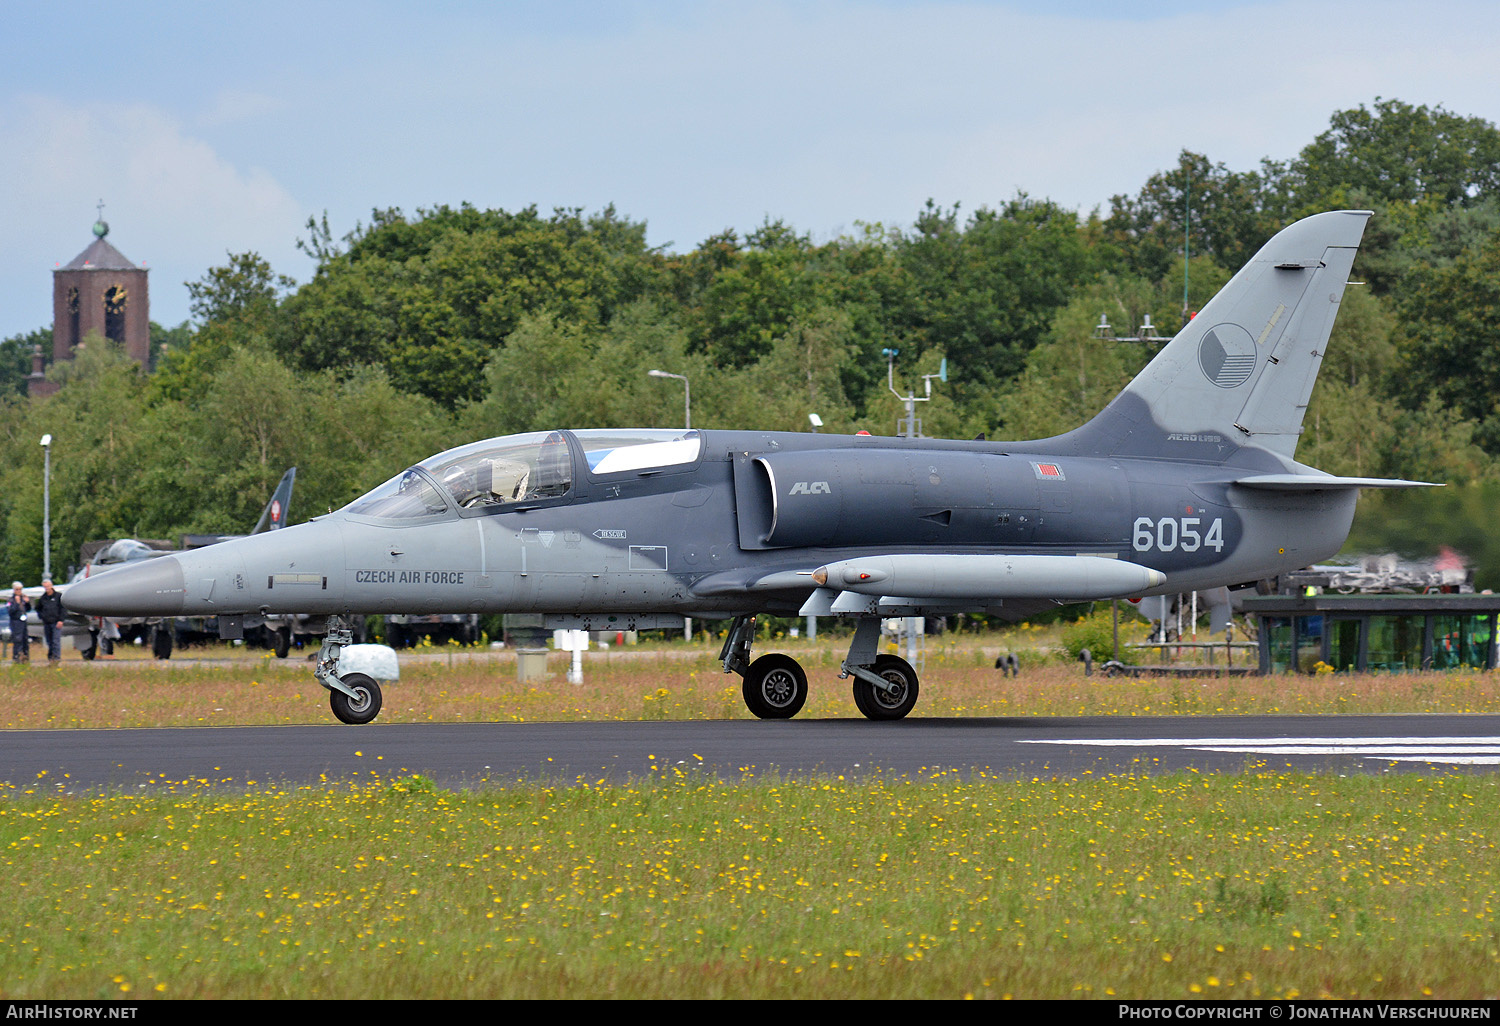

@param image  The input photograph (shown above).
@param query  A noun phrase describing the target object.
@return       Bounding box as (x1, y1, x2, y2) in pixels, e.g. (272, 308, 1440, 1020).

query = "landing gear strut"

(315, 615, 383, 725)
(837, 616, 920, 721)
(720, 613, 922, 721)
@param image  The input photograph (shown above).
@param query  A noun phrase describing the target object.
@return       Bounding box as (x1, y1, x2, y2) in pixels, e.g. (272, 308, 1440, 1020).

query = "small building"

(32, 214, 150, 397)
(1240, 592, 1500, 673)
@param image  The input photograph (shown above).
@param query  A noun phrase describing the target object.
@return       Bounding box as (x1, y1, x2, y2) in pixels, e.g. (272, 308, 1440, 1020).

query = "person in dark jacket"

(6, 581, 29, 663)
(35, 579, 63, 665)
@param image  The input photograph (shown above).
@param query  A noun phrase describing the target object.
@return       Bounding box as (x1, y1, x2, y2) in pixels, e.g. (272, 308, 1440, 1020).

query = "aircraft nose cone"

(64, 557, 186, 617)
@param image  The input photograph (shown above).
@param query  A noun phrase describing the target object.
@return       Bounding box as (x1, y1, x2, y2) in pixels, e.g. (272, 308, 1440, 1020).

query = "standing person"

(35, 579, 63, 665)
(6, 582, 29, 663)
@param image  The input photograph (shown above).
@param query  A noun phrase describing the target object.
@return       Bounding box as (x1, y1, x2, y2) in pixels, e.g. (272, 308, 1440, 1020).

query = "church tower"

(35, 207, 151, 397)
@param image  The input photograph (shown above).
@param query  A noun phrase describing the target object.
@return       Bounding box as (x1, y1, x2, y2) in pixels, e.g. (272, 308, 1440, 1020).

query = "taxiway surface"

(4, 715, 1500, 790)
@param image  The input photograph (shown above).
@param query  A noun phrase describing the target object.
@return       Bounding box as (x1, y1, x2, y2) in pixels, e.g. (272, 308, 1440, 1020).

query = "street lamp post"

(647, 370, 690, 429)
(40, 434, 51, 582)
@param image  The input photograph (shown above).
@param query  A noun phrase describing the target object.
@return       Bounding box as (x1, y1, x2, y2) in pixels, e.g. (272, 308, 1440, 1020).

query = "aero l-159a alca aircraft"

(66, 210, 1431, 724)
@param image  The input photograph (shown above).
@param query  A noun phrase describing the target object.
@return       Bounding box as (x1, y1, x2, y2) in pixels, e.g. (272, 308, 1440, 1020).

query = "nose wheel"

(315, 616, 385, 725)
(329, 672, 383, 725)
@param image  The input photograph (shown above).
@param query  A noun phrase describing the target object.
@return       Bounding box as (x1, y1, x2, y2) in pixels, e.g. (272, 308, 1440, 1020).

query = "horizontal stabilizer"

(1231, 474, 1439, 491)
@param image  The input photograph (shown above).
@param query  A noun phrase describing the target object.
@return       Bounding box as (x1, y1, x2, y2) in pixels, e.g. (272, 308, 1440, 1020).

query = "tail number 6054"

(1133, 516, 1223, 553)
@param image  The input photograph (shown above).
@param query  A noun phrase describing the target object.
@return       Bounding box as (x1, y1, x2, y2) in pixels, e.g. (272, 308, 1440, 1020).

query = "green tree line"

(4, 97, 1500, 585)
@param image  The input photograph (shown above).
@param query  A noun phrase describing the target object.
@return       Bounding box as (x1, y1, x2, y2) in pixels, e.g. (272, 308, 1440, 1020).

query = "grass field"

(2, 770, 1496, 999)
(2, 631, 1497, 999)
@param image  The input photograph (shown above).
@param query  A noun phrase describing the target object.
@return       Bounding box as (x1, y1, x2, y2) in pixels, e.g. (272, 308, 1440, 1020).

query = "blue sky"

(4, 0, 1498, 338)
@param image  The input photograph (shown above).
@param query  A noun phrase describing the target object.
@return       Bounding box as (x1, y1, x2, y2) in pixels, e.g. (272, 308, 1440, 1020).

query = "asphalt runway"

(4, 714, 1500, 790)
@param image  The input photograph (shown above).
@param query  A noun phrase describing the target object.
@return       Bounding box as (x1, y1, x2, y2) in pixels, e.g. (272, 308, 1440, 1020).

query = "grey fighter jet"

(66, 210, 1431, 724)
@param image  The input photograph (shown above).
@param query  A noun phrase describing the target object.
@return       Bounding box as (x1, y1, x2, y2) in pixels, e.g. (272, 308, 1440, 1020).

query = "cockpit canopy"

(341, 429, 701, 519)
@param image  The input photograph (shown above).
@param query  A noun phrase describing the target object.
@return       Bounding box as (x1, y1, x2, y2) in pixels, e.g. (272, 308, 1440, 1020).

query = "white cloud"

(195, 90, 288, 130)
(0, 96, 307, 335)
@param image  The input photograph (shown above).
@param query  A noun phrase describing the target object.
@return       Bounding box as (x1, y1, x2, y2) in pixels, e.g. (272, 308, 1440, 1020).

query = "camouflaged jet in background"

(65, 210, 1432, 724)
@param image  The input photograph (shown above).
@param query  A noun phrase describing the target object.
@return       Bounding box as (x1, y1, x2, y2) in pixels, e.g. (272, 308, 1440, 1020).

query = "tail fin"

(251, 467, 297, 534)
(1048, 210, 1371, 464)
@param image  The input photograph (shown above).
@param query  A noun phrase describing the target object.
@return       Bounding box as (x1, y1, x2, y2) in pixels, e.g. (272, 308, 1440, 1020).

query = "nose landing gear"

(315, 616, 384, 725)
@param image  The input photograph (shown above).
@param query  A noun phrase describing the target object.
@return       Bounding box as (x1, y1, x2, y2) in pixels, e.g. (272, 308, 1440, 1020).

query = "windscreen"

(341, 468, 452, 519)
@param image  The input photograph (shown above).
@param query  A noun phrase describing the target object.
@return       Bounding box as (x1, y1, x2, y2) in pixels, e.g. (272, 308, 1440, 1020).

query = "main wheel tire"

(852, 654, 919, 721)
(151, 626, 173, 660)
(330, 672, 383, 725)
(742, 653, 809, 719)
(851, 675, 874, 718)
(81, 632, 98, 661)
(273, 628, 291, 659)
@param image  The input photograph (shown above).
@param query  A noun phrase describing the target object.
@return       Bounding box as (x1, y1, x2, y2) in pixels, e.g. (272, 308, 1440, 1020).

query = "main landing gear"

(721, 614, 919, 721)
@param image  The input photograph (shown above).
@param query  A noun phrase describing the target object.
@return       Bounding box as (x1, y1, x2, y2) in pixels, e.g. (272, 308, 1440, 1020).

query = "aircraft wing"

(1231, 474, 1439, 490)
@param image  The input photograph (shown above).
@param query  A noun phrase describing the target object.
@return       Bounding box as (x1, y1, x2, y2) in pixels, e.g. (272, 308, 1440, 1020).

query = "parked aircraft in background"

(54, 468, 297, 658)
(67, 211, 1434, 724)
(385, 612, 481, 648)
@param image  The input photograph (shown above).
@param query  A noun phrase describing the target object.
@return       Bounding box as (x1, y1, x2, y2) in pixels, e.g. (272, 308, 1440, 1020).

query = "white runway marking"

(1018, 736, 1500, 766)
